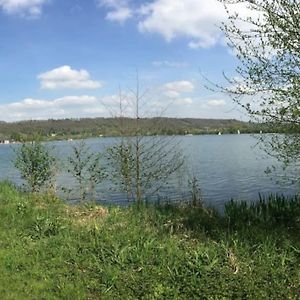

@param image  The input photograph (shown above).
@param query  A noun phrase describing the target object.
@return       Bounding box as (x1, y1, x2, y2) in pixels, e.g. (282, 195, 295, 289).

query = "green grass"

(0, 182, 299, 299)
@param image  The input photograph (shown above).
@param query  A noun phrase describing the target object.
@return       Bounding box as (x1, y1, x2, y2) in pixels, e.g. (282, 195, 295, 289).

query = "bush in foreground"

(14, 142, 56, 193)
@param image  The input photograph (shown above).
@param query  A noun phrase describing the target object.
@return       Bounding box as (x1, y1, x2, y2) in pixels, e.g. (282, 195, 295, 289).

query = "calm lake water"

(0, 134, 298, 209)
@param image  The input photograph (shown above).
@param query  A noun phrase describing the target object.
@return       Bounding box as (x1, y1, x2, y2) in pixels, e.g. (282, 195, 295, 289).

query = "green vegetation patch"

(0, 117, 262, 142)
(0, 182, 299, 299)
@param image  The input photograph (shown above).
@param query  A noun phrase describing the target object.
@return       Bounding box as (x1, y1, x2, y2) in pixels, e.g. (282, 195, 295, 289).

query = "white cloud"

(164, 80, 194, 98)
(0, 0, 47, 17)
(0, 95, 105, 121)
(83, 107, 106, 114)
(152, 60, 188, 68)
(9, 98, 54, 109)
(54, 95, 98, 106)
(0, 93, 240, 121)
(174, 97, 193, 105)
(138, 0, 228, 48)
(101, 94, 122, 105)
(164, 90, 181, 98)
(38, 66, 103, 90)
(98, 0, 133, 23)
(106, 6, 132, 22)
(207, 99, 226, 107)
(98, 0, 261, 49)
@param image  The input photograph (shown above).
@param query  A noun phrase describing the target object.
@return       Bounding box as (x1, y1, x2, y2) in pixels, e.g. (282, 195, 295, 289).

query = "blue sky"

(0, 0, 251, 121)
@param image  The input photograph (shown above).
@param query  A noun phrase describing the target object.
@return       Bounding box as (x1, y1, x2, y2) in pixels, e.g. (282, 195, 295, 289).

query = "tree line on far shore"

(0, 117, 266, 142)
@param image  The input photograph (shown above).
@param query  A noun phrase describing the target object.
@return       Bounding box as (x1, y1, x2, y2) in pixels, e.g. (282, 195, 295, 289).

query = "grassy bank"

(0, 182, 299, 299)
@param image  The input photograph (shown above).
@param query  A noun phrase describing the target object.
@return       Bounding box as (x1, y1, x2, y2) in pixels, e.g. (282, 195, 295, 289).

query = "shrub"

(14, 142, 56, 193)
(66, 141, 105, 202)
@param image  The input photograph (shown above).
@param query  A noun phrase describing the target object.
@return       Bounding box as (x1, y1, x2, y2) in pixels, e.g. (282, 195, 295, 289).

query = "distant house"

(0, 140, 10, 144)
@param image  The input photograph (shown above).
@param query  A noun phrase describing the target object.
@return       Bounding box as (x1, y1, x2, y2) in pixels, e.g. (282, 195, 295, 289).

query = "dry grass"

(65, 205, 108, 226)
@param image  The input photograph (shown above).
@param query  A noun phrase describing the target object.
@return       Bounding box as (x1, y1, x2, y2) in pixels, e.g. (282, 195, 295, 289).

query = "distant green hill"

(0, 117, 263, 141)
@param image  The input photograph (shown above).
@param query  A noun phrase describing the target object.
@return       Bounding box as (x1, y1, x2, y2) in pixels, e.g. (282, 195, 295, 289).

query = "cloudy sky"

(0, 0, 250, 122)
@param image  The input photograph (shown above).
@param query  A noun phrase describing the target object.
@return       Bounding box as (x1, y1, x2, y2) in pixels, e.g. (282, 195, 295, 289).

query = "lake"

(0, 134, 298, 209)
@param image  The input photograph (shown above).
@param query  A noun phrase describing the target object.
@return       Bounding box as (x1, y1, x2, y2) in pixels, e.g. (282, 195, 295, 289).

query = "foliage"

(14, 142, 56, 192)
(0, 182, 299, 299)
(188, 176, 203, 207)
(107, 142, 135, 200)
(225, 194, 300, 229)
(66, 141, 105, 202)
(0, 117, 261, 141)
(220, 0, 300, 168)
(108, 136, 184, 204)
(107, 78, 184, 205)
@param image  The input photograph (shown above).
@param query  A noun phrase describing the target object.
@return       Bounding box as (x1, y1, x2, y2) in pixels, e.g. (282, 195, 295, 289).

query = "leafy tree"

(66, 141, 105, 202)
(107, 76, 184, 205)
(107, 142, 134, 201)
(14, 142, 56, 192)
(108, 135, 184, 205)
(10, 132, 21, 142)
(220, 0, 300, 169)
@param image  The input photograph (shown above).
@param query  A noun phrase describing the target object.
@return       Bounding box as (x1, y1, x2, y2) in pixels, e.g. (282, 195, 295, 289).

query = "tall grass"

(225, 194, 300, 228)
(0, 182, 299, 299)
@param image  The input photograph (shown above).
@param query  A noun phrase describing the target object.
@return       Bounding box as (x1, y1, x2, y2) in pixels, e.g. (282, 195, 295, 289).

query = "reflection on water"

(0, 134, 298, 209)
